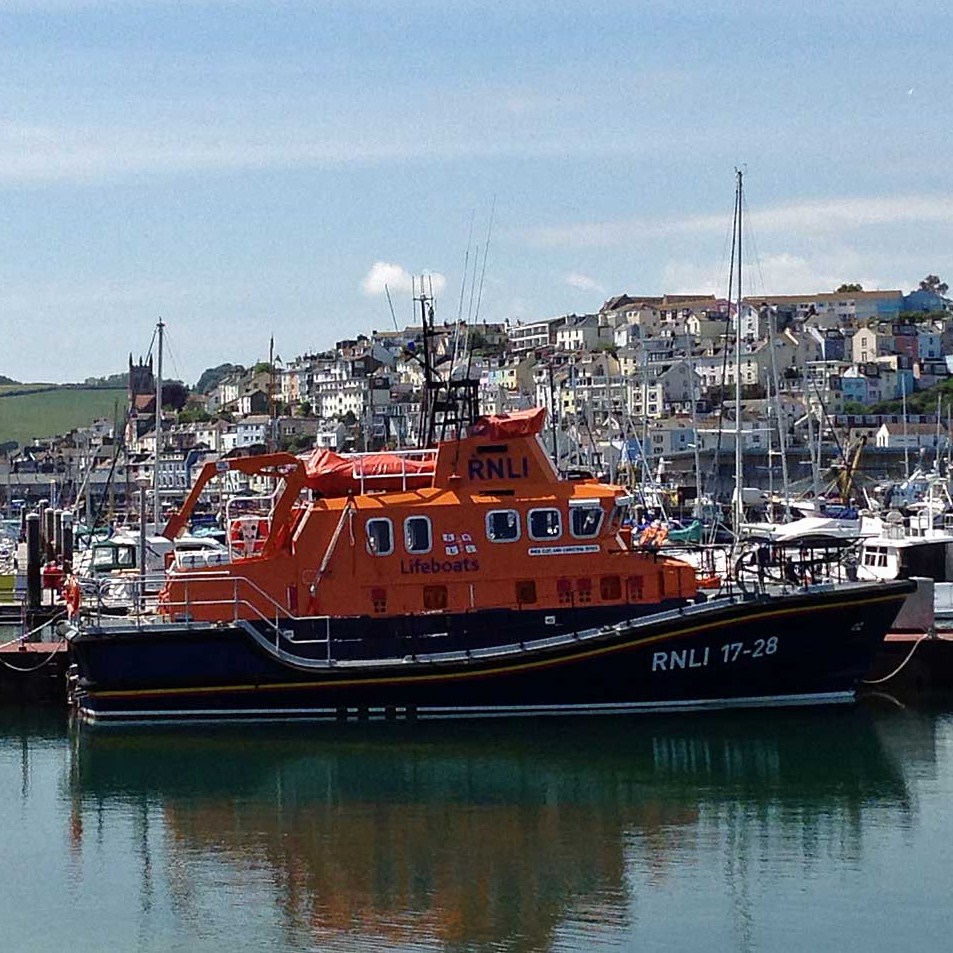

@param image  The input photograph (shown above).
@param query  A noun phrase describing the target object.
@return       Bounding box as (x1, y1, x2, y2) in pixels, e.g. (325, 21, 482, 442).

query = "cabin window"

(404, 515, 432, 554)
(569, 502, 604, 539)
(486, 509, 521, 543)
(528, 508, 562, 541)
(608, 497, 632, 534)
(365, 518, 394, 556)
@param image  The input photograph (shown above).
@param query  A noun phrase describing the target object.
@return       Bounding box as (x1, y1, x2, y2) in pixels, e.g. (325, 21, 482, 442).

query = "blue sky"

(1, 0, 951, 385)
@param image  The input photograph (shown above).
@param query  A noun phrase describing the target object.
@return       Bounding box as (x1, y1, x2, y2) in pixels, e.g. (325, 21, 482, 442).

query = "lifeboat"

(66, 405, 915, 725)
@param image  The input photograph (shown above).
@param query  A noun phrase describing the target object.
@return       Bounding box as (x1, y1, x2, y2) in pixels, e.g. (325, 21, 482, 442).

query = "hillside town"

(3, 281, 952, 517)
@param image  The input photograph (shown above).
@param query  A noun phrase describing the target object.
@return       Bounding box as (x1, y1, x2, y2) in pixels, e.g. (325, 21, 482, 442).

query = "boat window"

(92, 545, 117, 569)
(569, 503, 604, 539)
(486, 509, 520, 543)
(608, 497, 632, 534)
(528, 508, 561, 540)
(365, 518, 394, 556)
(404, 515, 432, 554)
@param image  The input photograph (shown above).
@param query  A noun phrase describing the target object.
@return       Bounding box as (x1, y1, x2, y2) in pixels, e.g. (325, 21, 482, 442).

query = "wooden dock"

(0, 639, 70, 706)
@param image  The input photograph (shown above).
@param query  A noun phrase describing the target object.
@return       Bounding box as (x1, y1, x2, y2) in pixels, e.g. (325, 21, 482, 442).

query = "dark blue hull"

(68, 581, 915, 723)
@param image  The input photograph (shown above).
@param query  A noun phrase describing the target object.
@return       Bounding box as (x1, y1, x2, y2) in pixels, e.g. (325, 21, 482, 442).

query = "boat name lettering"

(467, 456, 530, 481)
(651, 647, 710, 672)
(400, 557, 480, 575)
(528, 545, 600, 557)
(651, 637, 780, 673)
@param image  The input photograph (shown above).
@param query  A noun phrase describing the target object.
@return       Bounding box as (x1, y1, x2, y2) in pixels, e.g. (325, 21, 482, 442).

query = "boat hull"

(68, 581, 915, 723)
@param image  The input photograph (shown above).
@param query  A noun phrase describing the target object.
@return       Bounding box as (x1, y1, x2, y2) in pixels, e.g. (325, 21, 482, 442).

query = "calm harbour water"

(1, 704, 952, 953)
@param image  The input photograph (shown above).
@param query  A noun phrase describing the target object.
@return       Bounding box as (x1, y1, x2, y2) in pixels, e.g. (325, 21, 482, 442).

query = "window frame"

(527, 507, 563, 541)
(568, 499, 605, 539)
(365, 517, 394, 556)
(485, 508, 521, 543)
(403, 515, 433, 555)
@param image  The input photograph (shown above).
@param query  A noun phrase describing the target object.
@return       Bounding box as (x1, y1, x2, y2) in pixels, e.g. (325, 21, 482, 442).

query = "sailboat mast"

(687, 343, 703, 515)
(153, 317, 164, 529)
(901, 373, 909, 479)
(733, 170, 744, 536)
(765, 304, 792, 519)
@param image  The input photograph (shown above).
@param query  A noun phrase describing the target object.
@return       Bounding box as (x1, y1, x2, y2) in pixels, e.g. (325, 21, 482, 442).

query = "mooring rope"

(0, 638, 67, 673)
(861, 632, 929, 685)
(0, 609, 68, 650)
(0, 607, 70, 673)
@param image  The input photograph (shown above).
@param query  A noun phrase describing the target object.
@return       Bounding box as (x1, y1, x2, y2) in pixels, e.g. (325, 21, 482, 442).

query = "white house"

(875, 421, 948, 451)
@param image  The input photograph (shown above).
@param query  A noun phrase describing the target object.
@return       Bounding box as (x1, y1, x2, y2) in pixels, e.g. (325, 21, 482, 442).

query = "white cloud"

(661, 249, 898, 298)
(524, 195, 953, 249)
(361, 262, 446, 298)
(564, 272, 603, 292)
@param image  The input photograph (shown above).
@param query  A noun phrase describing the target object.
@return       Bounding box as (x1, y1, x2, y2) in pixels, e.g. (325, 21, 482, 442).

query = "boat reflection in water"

(67, 710, 921, 951)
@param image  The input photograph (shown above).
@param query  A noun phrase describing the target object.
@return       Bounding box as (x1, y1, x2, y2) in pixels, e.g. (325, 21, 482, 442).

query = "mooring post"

(43, 506, 56, 562)
(26, 513, 41, 613)
(61, 512, 74, 570)
(53, 509, 63, 558)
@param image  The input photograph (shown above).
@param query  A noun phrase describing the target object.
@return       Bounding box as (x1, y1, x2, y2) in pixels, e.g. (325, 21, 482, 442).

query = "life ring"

(64, 575, 82, 618)
(696, 574, 721, 590)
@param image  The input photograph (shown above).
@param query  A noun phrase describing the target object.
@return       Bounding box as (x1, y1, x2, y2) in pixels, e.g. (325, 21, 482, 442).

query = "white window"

(486, 509, 521, 543)
(404, 515, 432, 554)
(528, 508, 562, 540)
(366, 518, 394, 556)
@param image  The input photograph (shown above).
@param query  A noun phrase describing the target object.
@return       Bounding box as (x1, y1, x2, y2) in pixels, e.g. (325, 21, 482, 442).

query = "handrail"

(348, 448, 438, 494)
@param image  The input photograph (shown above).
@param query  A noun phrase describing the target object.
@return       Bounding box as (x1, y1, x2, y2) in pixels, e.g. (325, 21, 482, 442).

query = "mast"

(153, 317, 164, 529)
(901, 373, 910, 479)
(417, 276, 479, 448)
(268, 334, 276, 452)
(765, 304, 792, 520)
(732, 170, 744, 537)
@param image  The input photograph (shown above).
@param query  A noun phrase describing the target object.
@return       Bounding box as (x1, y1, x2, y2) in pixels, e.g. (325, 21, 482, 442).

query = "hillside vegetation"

(0, 387, 125, 450)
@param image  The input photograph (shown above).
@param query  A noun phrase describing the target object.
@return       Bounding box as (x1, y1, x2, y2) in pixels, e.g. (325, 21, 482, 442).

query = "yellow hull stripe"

(92, 590, 906, 701)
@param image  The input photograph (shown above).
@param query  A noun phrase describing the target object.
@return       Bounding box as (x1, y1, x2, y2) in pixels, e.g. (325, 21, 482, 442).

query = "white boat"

(743, 505, 882, 546)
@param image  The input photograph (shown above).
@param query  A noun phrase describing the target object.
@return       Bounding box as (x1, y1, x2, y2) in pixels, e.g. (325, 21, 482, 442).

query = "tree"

(836, 283, 864, 293)
(176, 407, 211, 424)
(161, 380, 189, 411)
(195, 363, 244, 395)
(919, 274, 949, 296)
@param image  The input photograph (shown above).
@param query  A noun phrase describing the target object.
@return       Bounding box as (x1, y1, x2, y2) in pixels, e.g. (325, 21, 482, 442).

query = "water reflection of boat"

(67, 712, 912, 951)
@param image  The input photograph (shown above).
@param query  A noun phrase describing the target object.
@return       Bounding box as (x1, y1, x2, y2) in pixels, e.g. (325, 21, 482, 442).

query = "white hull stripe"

(78, 692, 855, 725)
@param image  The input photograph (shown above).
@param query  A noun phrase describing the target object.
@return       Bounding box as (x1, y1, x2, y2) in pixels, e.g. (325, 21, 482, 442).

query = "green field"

(0, 387, 125, 449)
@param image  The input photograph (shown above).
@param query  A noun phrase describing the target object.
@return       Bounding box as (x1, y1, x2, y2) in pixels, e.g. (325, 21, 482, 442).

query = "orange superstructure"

(158, 408, 697, 624)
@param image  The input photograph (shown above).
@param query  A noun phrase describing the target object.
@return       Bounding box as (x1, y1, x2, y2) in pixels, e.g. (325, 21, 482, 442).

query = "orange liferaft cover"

(301, 448, 435, 496)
